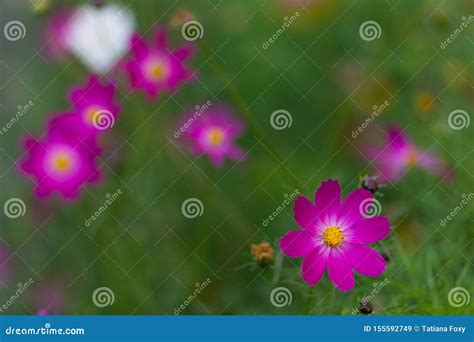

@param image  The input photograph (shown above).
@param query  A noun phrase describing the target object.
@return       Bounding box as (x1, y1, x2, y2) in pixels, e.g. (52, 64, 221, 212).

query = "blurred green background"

(0, 0, 472, 315)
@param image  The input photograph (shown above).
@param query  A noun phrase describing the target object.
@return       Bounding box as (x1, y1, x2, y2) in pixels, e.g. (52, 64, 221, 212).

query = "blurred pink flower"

(41, 9, 73, 60)
(362, 127, 451, 183)
(122, 28, 195, 99)
(47, 75, 121, 153)
(279, 179, 390, 291)
(33, 282, 65, 315)
(19, 131, 101, 200)
(180, 105, 245, 167)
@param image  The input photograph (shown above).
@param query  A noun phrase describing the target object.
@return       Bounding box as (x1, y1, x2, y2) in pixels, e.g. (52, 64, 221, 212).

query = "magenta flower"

(48, 75, 120, 151)
(362, 127, 450, 183)
(279, 179, 390, 292)
(42, 9, 73, 60)
(122, 28, 195, 98)
(19, 131, 101, 200)
(181, 105, 245, 167)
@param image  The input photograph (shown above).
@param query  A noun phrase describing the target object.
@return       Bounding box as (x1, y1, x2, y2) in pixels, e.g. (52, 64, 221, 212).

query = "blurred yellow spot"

(148, 59, 169, 81)
(323, 226, 343, 247)
(85, 106, 101, 125)
(416, 91, 436, 112)
(207, 128, 224, 146)
(406, 148, 418, 166)
(53, 154, 71, 172)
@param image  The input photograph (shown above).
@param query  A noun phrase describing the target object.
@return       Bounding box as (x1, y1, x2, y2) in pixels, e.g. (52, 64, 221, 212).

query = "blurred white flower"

(65, 4, 135, 73)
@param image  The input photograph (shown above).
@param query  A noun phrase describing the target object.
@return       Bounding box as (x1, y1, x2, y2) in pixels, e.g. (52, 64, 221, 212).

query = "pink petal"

(314, 179, 340, 218)
(301, 247, 327, 286)
(293, 196, 317, 232)
(347, 243, 386, 277)
(279, 230, 315, 258)
(347, 216, 390, 244)
(338, 189, 373, 227)
(327, 250, 354, 291)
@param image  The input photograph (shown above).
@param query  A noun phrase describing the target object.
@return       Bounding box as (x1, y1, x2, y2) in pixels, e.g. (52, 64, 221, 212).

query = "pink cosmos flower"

(122, 28, 195, 98)
(279, 179, 390, 292)
(19, 131, 101, 200)
(48, 75, 120, 152)
(180, 105, 245, 167)
(42, 9, 73, 60)
(362, 127, 450, 183)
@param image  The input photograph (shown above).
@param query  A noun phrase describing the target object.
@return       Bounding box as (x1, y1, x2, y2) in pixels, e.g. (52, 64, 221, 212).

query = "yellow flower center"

(85, 106, 102, 125)
(53, 154, 71, 172)
(147, 59, 169, 81)
(406, 148, 418, 166)
(323, 226, 344, 248)
(207, 128, 224, 146)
